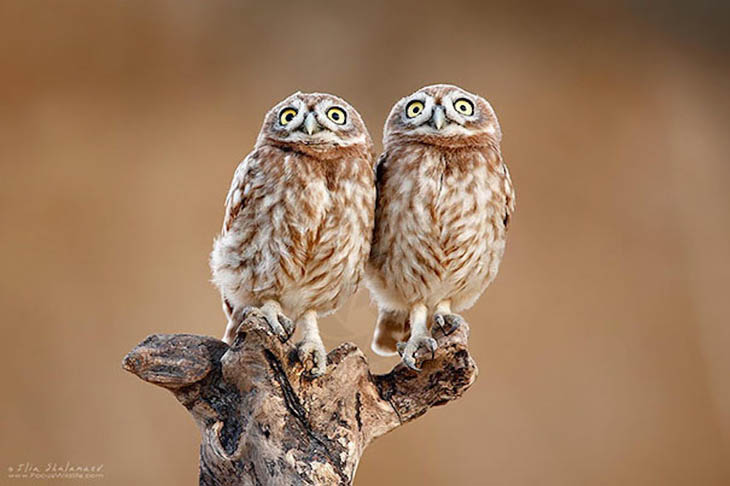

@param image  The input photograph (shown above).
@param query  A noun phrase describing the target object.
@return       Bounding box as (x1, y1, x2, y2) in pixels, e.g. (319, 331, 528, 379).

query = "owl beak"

(432, 105, 446, 130)
(304, 112, 319, 135)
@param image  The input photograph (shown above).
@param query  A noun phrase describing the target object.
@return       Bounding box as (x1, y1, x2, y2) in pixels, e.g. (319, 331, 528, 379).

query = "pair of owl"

(210, 84, 515, 376)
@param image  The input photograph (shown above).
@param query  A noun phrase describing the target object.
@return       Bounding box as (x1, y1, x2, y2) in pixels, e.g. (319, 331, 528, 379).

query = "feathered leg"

(296, 310, 328, 377)
(397, 303, 437, 371)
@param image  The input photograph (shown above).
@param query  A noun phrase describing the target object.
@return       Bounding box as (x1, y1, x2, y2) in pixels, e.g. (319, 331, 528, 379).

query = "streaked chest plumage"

(367, 142, 513, 310)
(212, 146, 375, 318)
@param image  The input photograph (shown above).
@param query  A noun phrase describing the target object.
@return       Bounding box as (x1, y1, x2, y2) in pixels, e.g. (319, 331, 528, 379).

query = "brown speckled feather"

(366, 84, 514, 355)
(211, 93, 375, 346)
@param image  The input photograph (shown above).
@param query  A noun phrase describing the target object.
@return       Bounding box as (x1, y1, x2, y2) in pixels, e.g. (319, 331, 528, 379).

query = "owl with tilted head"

(210, 92, 375, 377)
(366, 84, 515, 370)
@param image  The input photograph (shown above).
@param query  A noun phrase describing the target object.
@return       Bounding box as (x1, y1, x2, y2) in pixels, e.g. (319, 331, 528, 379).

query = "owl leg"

(260, 299, 295, 341)
(221, 298, 239, 344)
(397, 303, 437, 371)
(222, 318, 239, 345)
(296, 310, 328, 377)
(433, 300, 463, 336)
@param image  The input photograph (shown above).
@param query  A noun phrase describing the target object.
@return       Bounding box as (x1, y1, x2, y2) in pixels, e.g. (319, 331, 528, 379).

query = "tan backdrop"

(1, 1, 729, 484)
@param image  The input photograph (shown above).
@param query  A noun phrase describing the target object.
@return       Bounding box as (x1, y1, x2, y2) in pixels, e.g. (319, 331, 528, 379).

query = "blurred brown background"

(1, 1, 729, 484)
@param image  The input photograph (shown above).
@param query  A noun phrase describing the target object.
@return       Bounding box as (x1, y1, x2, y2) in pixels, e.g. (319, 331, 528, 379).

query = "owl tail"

(371, 308, 410, 357)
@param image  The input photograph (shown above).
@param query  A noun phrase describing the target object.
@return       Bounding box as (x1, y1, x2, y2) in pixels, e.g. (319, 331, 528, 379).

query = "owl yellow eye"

(454, 98, 474, 116)
(279, 108, 298, 125)
(406, 100, 425, 118)
(326, 107, 347, 125)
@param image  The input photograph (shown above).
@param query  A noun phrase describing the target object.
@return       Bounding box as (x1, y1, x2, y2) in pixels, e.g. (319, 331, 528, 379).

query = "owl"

(210, 92, 375, 376)
(365, 84, 515, 370)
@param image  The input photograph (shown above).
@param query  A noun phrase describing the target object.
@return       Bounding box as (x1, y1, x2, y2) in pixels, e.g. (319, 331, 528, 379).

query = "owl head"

(383, 84, 501, 149)
(256, 92, 372, 159)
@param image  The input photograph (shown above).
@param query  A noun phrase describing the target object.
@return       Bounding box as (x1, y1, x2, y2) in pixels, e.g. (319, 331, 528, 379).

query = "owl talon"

(433, 313, 463, 336)
(277, 314, 295, 342)
(297, 339, 327, 377)
(262, 312, 291, 340)
(398, 335, 437, 371)
(402, 355, 420, 371)
(433, 314, 445, 333)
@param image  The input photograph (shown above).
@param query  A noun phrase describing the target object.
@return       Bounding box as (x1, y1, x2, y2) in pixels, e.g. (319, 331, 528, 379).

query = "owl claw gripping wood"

(210, 92, 376, 376)
(366, 84, 515, 369)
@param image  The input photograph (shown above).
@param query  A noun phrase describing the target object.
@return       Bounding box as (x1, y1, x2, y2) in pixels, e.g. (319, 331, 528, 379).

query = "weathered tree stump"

(122, 308, 478, 485)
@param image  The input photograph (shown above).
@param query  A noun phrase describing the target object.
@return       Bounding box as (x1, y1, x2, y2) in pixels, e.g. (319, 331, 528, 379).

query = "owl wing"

(222, 151, 257, 232)
(502, 163, 516, 230)
(372, 151, 389, 228)
(374, 151, 388, 195)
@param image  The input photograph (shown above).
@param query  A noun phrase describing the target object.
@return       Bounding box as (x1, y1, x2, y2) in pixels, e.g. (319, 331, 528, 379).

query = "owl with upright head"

(366, 84, 515, 370)
(210, 92, 375, 377)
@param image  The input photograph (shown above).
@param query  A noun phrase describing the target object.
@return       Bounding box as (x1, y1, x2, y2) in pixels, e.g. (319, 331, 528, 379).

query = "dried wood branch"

(122, 308, 477, 485)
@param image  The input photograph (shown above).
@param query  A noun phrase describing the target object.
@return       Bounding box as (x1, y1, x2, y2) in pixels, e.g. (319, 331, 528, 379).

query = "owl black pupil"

(332, 113, 340, 120)
(285, 113, 294, 121)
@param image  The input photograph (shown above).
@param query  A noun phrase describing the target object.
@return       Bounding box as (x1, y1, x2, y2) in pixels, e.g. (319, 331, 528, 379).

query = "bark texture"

(122, 307, 477, 485)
